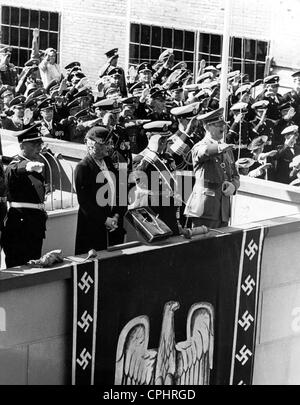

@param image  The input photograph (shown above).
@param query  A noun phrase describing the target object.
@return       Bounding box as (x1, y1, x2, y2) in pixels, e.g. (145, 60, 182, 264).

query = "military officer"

(184, 108, 240, 229)
(2, 124, 47, 268)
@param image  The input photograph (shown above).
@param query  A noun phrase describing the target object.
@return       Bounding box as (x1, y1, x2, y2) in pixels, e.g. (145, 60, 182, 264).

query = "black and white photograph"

(0, 0, 299, 389)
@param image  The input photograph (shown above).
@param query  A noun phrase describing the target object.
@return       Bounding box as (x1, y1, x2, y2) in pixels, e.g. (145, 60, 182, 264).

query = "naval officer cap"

(197, 107, 225, 125)
(170, 102, 201, 118)
(105, 48, 119, 59)
(281, 124, 299, 137)
(9, 95, 26, 109)
(93, 98, 121, 110)
(38, 98, 54, 111)
(263, 75, 280, 85)
(12, 123, 43, 143)
(203, 65, 219, 73)
(24, 58, 40, 67)
(137, 62, 153, 74)
(251, 100, 269, 110)
(236, 157, 255, 169)
(235, 83, 252, 97)
(143, 120, 172, 135)
(230, 102, 248, 113)
(64, 61, 81, 71)
(248, 135, 268, 151)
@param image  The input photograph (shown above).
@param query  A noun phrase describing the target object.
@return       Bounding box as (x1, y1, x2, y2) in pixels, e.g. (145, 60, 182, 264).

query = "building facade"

(0, 0, 299, 87)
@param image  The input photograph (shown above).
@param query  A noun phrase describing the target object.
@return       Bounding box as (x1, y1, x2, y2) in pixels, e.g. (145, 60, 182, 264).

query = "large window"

(0, 6, 60, 72)
(230, 37, 269, 81)
(130, 23, 269, 81)
(129, 23, 195, 71)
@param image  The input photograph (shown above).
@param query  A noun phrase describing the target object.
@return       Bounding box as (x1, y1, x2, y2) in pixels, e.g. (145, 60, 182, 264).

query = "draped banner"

(72, 226, 265, 385)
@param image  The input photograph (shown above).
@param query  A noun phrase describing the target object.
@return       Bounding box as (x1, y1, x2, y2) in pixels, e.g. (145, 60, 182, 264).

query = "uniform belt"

(204, 181, 220, 189)
(9, 202, 45, 211)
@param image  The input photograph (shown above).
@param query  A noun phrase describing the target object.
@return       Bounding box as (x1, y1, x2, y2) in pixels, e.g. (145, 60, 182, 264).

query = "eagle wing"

(175, 302, 214, 385)
(115, 315, 157, 385)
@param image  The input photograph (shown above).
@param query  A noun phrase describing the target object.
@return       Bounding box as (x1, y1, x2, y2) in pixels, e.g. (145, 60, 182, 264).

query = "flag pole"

(219, 0, 233, 140)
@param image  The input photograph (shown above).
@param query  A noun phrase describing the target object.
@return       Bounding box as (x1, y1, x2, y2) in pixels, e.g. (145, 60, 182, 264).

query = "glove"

(26, 161, 44, 173)
(222, 181, 236, 196)
(105, 214, 119, 232)
(28, 249, 64, 267)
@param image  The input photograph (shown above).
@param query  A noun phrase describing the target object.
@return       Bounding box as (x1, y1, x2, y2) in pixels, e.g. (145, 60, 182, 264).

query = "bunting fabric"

(72, 226, 265, 385)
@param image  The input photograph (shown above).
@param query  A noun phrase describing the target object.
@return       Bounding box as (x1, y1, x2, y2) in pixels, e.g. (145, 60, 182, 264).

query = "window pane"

(10, 48, 19, 67)
(162, 28, 172, 48)
(244, 39, 256, 60)
(1, 26, 10, 44)
(19, 47, 30, 67)
(10, 27, 19, 46)
(209, 55, 221, 65)
(11, 7, 20, 26)
(40, 30, 48, 50)
(21, 8, 29, 27)
(19, 28, 29, 48)
(30, 10, 39, 28)
(174, 30, 183, 49)
(244, 61, 255, 81)
(140, 45, 150, 60)
(256, 63, 265, 80)
(233, 37, 241, 58)
(129, 43, 139, 60)
(199, 53, 209, 63)
(141, 25, 150, 45)
(50, 12, 59, 31)
(232, 60, 241, 72)
(184, 31, 194, 51)
(174, 50, 183, 63)
(184, 51, 193, 64)
(200, 33, 209, 54)
(40, 11, 49, 30)
(2, 6, 10, 25)
(257, 40, 267, 61)
(49, 32, 58, 50)
(130, 23, 139, 43)
(152, 26, 161, 47)
(150, 46, 161, 62)
(186, 61, 193, 71)
(211, 34, 221, 55)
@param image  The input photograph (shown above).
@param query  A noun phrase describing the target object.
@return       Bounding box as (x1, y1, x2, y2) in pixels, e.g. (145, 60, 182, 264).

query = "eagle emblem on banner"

(114, 301, 214, 385)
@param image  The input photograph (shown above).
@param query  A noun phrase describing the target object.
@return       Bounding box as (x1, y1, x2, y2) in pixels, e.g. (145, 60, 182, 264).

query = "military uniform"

(2, 126, 47, 268)
(131, 121, 179, 235)
(184, 108, 240, 228)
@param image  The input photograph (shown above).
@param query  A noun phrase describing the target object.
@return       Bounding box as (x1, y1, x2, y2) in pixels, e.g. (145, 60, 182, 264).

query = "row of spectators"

(1, 29, 300, 185)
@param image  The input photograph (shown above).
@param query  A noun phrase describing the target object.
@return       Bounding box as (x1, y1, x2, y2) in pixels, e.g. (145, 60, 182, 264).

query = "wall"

(253, 219, 300, 384)
(1, 215, 300, 384)
(0, 279, 71, 384)
(3, 0, 300, 85)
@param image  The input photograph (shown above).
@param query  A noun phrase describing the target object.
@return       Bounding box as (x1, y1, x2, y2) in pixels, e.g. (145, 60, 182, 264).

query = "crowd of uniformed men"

(1, 28, 300, 268)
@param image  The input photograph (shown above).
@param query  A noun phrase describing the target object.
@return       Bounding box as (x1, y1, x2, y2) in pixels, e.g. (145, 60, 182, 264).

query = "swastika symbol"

(238, 310, 254, 331)
(78, 272, 94, 294)
(245, 239, 258, 261)
(241, 275, 256, 296)
(77, 311, 93, 333)
(76, 348, 92, 370)
(235, 345, 252, 366)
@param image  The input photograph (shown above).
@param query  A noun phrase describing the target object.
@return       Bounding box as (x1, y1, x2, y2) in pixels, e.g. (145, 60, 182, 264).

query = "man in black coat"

(2, 124, 47, 268)
(75, 126, 126, 255)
